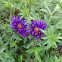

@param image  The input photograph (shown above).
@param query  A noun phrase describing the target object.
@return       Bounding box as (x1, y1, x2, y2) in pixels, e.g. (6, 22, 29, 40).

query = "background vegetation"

(0, 0, 62, 62)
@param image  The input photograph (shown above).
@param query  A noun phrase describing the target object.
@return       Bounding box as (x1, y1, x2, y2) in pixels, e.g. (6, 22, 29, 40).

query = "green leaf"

(25, 0, 30, 4)
(21, 7, 29, 16)
(26, 46, 47, 54)
(3, 24, 8, 28)
(20, 55, 23, 62)
(40, 9, 48, 13)
(43, 40, 49, 45)
(44, 15, 48, 25)
(29, 0, 36, 6)
(26, 47, 37, 54)
(0, 48, 6, 53)
(11, 42, 16, 47)
(26, 41, 34, 49)
(24, 36, 27, 44)
(56, 25, 62, 29)
(0, 37, 3, 45)
(57, 37, 62, 39)
(41, 29, 47, 35)
(56, 21, 62, 25)
(59, 57, 62, 62)
(59, 0, 62, 7)
(35, 50, 42, 62)
(51, 16, 62, 19)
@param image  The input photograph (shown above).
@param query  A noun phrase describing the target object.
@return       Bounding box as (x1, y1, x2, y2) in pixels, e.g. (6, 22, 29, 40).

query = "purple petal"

(57, 51, 59, 52)
(35, 20, 39, 24)
(30, 36, 33, 40)
(23, 25, 27, 29)
(21, 33, 25, 37)
(32, 31, 34, 35)
(17, 31, 20, 34)
(59, 47, 62, 48)
(26, 30, 31, 34)
(31, 20, 34, 24)
(18, 15, 21, 20)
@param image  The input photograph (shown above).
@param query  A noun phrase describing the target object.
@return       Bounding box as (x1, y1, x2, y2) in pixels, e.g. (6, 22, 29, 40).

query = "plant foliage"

(0, 0, 62, 62)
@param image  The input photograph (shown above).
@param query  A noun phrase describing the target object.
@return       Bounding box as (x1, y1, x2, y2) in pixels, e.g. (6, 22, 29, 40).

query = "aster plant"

(42, 26, 62, 48)
(28, 20, 47, 40)
(10, 16, 27, 37)
(0, 0, 62, 62)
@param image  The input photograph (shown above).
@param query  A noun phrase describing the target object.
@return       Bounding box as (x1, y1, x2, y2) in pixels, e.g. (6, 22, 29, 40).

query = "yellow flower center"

(60, 49, 62, 53)
(34, 27, 39, 32)
(17, 24, 22, 29)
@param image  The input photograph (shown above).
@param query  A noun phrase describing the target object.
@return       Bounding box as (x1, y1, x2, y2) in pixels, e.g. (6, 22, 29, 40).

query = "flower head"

(57, 46, 62, 55)
(28, 20, 47, 40)
(10, 16, 27, 37)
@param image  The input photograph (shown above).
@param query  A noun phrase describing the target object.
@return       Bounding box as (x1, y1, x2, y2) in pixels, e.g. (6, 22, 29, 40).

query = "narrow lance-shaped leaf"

(26, 46, 47, 54)
(35, 50, 42, 62)
(41, 29, 47, 35)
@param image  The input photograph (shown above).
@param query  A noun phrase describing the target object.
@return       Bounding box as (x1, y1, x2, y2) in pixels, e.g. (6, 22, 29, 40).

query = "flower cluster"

(10, 16, 47, 40)
(57, 46, 62, 55)
(28, 20, 47, 40)
(10, 16, 27, 37)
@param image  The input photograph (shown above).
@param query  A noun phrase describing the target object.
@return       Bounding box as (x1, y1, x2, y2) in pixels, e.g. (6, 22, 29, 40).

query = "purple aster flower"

(10, 16, 27, 37)
(27, 20, 47, 40)
(57, 46, 62, 55)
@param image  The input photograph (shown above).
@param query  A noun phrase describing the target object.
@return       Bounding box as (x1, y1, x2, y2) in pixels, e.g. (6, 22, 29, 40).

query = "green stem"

(52, 5, 59, 15)
(16, 44, 25, 53)
(44, 0, 52, 15)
